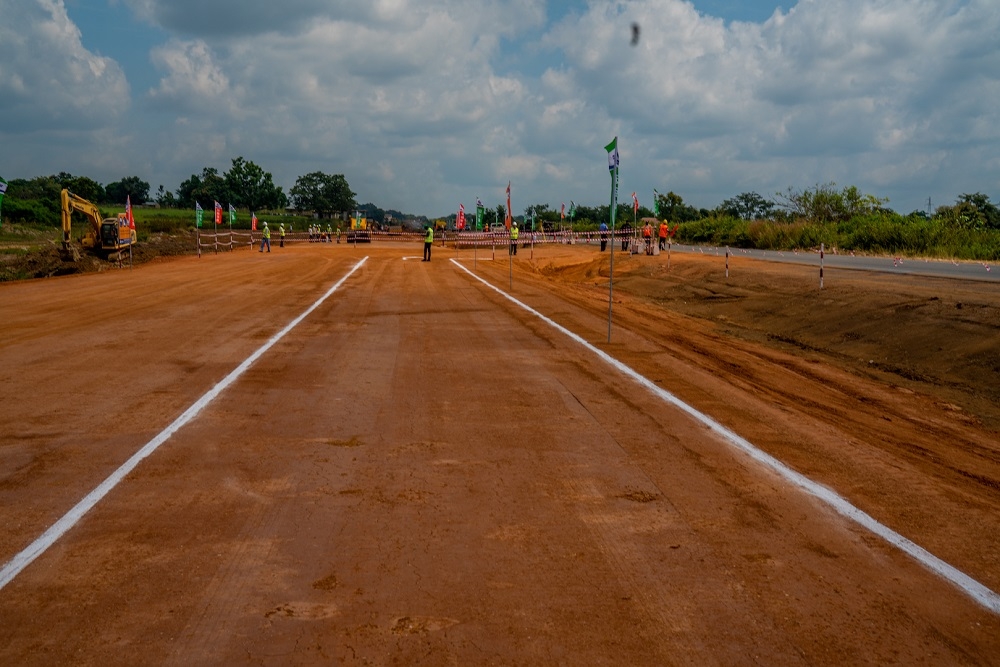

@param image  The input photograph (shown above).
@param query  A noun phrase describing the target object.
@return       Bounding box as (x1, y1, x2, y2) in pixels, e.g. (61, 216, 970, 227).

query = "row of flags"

(193, 201, 260, 229)
(454, 138, 656, 231)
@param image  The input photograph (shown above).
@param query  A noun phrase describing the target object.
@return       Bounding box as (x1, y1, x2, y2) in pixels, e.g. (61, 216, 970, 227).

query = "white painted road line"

(452, 257, 1000, 615)
(0, 257, 369, 591)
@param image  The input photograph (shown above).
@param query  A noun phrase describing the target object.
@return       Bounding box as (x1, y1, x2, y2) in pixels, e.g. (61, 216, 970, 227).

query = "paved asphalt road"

(668, 244, 998, 282)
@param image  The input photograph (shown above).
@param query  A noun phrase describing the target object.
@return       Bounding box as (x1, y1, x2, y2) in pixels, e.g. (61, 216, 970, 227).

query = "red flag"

(632, 192, 639, 214)
(505, 181, 511, 230)
(126, 195, 135, 229)
(214, 201, 222, 224)
(251, 213, 258, 231)
(561, 202, 565, 220)
(458, 204, 466, 230)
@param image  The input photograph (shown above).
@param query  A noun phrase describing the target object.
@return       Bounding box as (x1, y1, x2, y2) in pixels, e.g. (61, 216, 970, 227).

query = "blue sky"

(2, 0, 998, 218)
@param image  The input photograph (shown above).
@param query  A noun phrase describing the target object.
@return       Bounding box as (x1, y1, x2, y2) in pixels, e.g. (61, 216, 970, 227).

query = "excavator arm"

(60, 188, 104, 248)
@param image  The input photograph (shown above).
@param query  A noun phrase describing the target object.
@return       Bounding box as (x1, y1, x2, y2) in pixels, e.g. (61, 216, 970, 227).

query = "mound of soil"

(0, 231, 196, 281)
(532, 248, 1000, 431)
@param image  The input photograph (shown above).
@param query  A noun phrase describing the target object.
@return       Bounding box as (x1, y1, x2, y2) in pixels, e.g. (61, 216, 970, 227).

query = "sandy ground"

(0, 240, 998, 665)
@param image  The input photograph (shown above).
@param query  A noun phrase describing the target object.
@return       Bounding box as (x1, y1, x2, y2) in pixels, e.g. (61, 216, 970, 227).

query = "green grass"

(672, 214, 1000, 261)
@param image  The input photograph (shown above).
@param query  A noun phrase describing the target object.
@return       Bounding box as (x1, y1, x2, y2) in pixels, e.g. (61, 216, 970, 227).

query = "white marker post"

(726, 246, 730, 279)
(820, 242, 825, 289)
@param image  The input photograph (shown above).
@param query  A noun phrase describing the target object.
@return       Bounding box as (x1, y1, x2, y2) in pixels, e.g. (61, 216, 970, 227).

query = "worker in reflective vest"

(423, 225, 433, 261)
(509, 222, 519, 256)
(260, 222, 271, 253)
(279, 223, 285, 248)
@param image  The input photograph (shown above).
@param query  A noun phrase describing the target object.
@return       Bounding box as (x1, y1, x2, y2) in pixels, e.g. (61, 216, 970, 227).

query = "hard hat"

(264, 221, 268, 225)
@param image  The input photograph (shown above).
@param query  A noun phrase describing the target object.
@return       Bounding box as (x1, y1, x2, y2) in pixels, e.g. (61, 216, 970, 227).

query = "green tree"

(956, 193, 1000, 230)
(105, 176, 150, 205)
(176, 168, 229, 209)
(720, 192, 775, 220)
(289, 172, 356, 219)
(155, 185, 177, 208)
(6, 176, 60, 202)
(653, 190, 701, 222)
(224, 156, 286, 212)
(359, 202, 386, 225)
(54, 173, 105, 203)
(774, 183, 887, 223)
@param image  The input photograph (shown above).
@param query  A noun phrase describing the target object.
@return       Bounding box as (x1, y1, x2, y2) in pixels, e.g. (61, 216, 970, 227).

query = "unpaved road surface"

(1, 241, 999, 665)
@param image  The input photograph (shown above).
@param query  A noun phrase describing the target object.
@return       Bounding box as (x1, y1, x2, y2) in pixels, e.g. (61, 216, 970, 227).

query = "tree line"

(1, 157, 359, 227)
(507, 185, 998, 232)
(4, 161, 998, 242)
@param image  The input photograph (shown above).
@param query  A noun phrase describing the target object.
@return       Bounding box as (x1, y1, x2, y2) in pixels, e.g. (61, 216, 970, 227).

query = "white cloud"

(0, 0, 129, 133)
(3, 0, 999, 216)
(148, 40, 235, 114)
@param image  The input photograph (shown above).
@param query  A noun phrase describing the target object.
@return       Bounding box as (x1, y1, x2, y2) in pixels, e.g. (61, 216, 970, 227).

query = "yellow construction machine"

(60, 189, 136, 259)
(348, 211, 371, 243)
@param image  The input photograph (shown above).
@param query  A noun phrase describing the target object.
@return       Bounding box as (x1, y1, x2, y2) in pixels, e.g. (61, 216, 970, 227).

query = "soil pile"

(0, 231, 195, 281)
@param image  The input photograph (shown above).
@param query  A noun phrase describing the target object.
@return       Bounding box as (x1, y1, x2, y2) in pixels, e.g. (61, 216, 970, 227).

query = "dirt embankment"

(532, 249, 1000, 432)
(0, 232, 196, 281)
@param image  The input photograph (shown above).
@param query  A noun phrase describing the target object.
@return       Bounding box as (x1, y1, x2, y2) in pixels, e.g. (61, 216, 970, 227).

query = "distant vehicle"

(60, 189, 135, 260)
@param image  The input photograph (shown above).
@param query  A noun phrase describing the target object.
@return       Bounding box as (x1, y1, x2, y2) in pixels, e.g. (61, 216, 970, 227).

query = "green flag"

(605, 137, 619, 229)
(653, 189, 660, 217)
(195, 201, 204, 228)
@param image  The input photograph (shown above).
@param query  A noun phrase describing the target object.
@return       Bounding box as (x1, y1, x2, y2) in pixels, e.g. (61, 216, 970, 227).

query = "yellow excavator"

(60, 189, 136, 259)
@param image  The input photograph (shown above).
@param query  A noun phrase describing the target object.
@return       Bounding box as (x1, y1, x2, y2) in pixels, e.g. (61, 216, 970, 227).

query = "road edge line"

(450, 257, 1000, 615)
(0, 257, 369, 591)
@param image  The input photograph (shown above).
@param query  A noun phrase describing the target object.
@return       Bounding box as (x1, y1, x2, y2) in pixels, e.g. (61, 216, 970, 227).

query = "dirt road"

(1, 242, 998, 665)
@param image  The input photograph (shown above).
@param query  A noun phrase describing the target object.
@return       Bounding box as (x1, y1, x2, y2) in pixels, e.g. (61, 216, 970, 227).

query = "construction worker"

(509, 222, 518, 256)
(326, 223, 333, 243)
(642, 220, 653, 254)
(658, 220, 668, 251)
(336, 225, 342, 244)
(260, 222, 271, 253)
(423, 225, 433, 261)
(279, 222, 285, 248)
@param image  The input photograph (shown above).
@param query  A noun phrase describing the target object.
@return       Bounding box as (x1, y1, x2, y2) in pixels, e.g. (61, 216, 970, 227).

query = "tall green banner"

(0, 177, 7, 223)
(476, 198, 484, 231)
(605, 137, 619, 229)
(195, 202, 204, 228)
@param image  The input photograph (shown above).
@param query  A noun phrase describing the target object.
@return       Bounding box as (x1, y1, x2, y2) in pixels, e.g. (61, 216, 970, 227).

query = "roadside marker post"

(820, 243, 825, 289)
(509, 241, 513, 291)
(726, 246, 730, 279)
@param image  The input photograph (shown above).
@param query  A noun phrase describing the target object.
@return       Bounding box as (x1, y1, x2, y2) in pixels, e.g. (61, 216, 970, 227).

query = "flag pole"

(605, 136, 619, 344)
(608, 167, 617, 343)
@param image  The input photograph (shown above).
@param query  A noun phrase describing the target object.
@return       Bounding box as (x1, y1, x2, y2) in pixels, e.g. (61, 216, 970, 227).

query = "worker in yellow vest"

(279, 222, 285, 248)
(509, 222, 519, 256)
(423, 225, 433, 261)
(259, 221, 271, 253)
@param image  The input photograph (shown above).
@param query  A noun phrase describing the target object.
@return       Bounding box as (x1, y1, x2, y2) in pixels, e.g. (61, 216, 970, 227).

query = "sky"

(1, 0, 998, 218)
